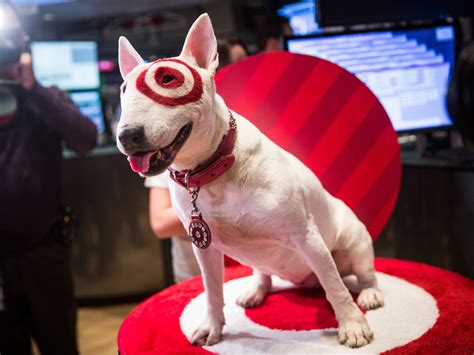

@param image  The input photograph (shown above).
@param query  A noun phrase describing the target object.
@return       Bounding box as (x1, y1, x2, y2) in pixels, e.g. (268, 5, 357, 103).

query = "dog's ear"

(180, 13, 219, 75)
(118, 36, 144, 80)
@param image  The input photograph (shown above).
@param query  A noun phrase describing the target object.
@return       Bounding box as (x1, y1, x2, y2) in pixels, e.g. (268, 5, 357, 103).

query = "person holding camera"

(0, 4, 97, 355)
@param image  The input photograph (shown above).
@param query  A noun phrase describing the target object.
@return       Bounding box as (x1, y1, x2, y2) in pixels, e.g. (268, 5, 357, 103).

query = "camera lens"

(0, 85, 18, 127)
(0, 36, 23, 66)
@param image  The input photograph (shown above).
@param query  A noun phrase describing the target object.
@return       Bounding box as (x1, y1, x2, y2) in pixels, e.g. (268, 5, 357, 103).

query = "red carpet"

(118, 258, 474, 354)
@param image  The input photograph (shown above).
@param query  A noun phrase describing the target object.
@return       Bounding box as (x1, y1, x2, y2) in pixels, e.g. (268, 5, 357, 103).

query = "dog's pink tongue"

(127, 151, 156, 173)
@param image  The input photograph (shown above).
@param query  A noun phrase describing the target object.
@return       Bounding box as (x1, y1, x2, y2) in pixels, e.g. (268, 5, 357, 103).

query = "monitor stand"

(419, 131, 474, 165)
(410, 131, 450, 155)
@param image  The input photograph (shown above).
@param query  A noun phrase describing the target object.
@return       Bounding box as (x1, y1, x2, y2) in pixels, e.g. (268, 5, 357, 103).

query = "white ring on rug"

(180, 272, 439, 354)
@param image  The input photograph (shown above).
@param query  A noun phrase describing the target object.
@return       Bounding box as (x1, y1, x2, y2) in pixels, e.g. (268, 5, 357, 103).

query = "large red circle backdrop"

(215, 52, 401, 239)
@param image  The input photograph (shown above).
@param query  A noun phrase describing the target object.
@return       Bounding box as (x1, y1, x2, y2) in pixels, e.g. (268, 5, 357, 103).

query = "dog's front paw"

(236, 286, 268, 308)
(191, 316, 224, 346)
(338, 315, 373, 348)
(357, 287, 384, 310)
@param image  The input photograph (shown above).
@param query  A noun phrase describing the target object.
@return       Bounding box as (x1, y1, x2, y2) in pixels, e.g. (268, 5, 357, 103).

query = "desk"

(63, 145, 170, 302)
(376, 150, 474, 279)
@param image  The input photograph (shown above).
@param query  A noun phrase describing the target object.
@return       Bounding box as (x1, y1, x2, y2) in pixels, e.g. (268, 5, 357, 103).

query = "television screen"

(69, 90, 105, 135)
(31, 41, 100, 91)
(286, 23, 456, 132)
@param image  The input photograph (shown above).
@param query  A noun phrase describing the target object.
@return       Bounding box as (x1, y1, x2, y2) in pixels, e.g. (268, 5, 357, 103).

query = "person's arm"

(149, 187, 188, 238)
(21, 53, 97, 155)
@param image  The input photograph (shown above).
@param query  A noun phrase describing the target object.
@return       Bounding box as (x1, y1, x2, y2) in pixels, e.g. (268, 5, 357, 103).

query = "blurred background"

(1, 0, 473, 353)
(5, 0, 474, 302)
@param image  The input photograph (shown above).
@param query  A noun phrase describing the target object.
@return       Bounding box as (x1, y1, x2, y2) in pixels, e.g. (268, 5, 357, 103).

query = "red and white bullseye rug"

(118, 258, 474, 354)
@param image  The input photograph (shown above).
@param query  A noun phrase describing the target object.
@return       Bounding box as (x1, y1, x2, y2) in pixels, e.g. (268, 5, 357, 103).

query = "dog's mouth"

(127, 122, 193, 176)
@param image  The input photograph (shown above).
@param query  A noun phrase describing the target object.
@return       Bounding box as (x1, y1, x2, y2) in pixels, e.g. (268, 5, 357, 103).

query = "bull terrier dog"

(116, 13, 383, 348)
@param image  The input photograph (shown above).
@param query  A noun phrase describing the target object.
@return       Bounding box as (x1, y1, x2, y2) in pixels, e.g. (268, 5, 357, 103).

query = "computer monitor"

(277, 0, 319, 36)
(31, 41, 100, 91)
(285, 22, 457, 132)
(69, 90, 105, 135)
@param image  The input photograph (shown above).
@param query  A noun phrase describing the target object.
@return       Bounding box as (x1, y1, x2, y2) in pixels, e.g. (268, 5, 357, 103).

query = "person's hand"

(18, 52, 36, 91)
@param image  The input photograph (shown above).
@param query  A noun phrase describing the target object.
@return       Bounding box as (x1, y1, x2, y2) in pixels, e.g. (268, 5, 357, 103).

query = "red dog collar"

(168, 111, 236, 249)
(168, 111, 237, 189)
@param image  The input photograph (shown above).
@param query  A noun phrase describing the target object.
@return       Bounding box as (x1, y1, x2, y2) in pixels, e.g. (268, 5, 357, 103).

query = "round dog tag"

(188, 214, 212, 249)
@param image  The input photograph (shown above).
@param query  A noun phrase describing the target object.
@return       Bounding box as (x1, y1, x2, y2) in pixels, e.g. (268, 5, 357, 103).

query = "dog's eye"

(162, 75, 175, 84)
(121, 83, 127, 94)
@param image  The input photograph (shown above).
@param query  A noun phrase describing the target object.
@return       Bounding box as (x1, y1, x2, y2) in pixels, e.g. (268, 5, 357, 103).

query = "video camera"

(0, 80, 23, 130)
(0, 33, 25, 130)
(0, 30, 24, 130)
(0, 10, 27, 130)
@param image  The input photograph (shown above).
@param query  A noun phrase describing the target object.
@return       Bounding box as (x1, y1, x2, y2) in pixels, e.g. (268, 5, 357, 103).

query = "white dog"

(116, 14, 383, 349)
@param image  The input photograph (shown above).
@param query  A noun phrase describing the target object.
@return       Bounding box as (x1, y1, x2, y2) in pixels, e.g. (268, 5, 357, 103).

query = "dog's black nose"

(118, 126, 145, 149)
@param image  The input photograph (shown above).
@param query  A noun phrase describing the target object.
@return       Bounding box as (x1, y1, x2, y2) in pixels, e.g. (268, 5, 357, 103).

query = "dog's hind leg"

(236, 269, 272, 308)
(293, 226, 373, 348)
(346, 226, 384, 310)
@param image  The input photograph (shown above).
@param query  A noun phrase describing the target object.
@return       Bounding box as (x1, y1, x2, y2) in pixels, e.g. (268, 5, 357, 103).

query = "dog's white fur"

(117, 14, 383, 348)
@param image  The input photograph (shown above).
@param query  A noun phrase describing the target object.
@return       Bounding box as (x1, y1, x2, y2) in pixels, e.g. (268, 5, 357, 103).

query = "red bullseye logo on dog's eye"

(155, 67, 184, 89)
(136, 58, 203, 106)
